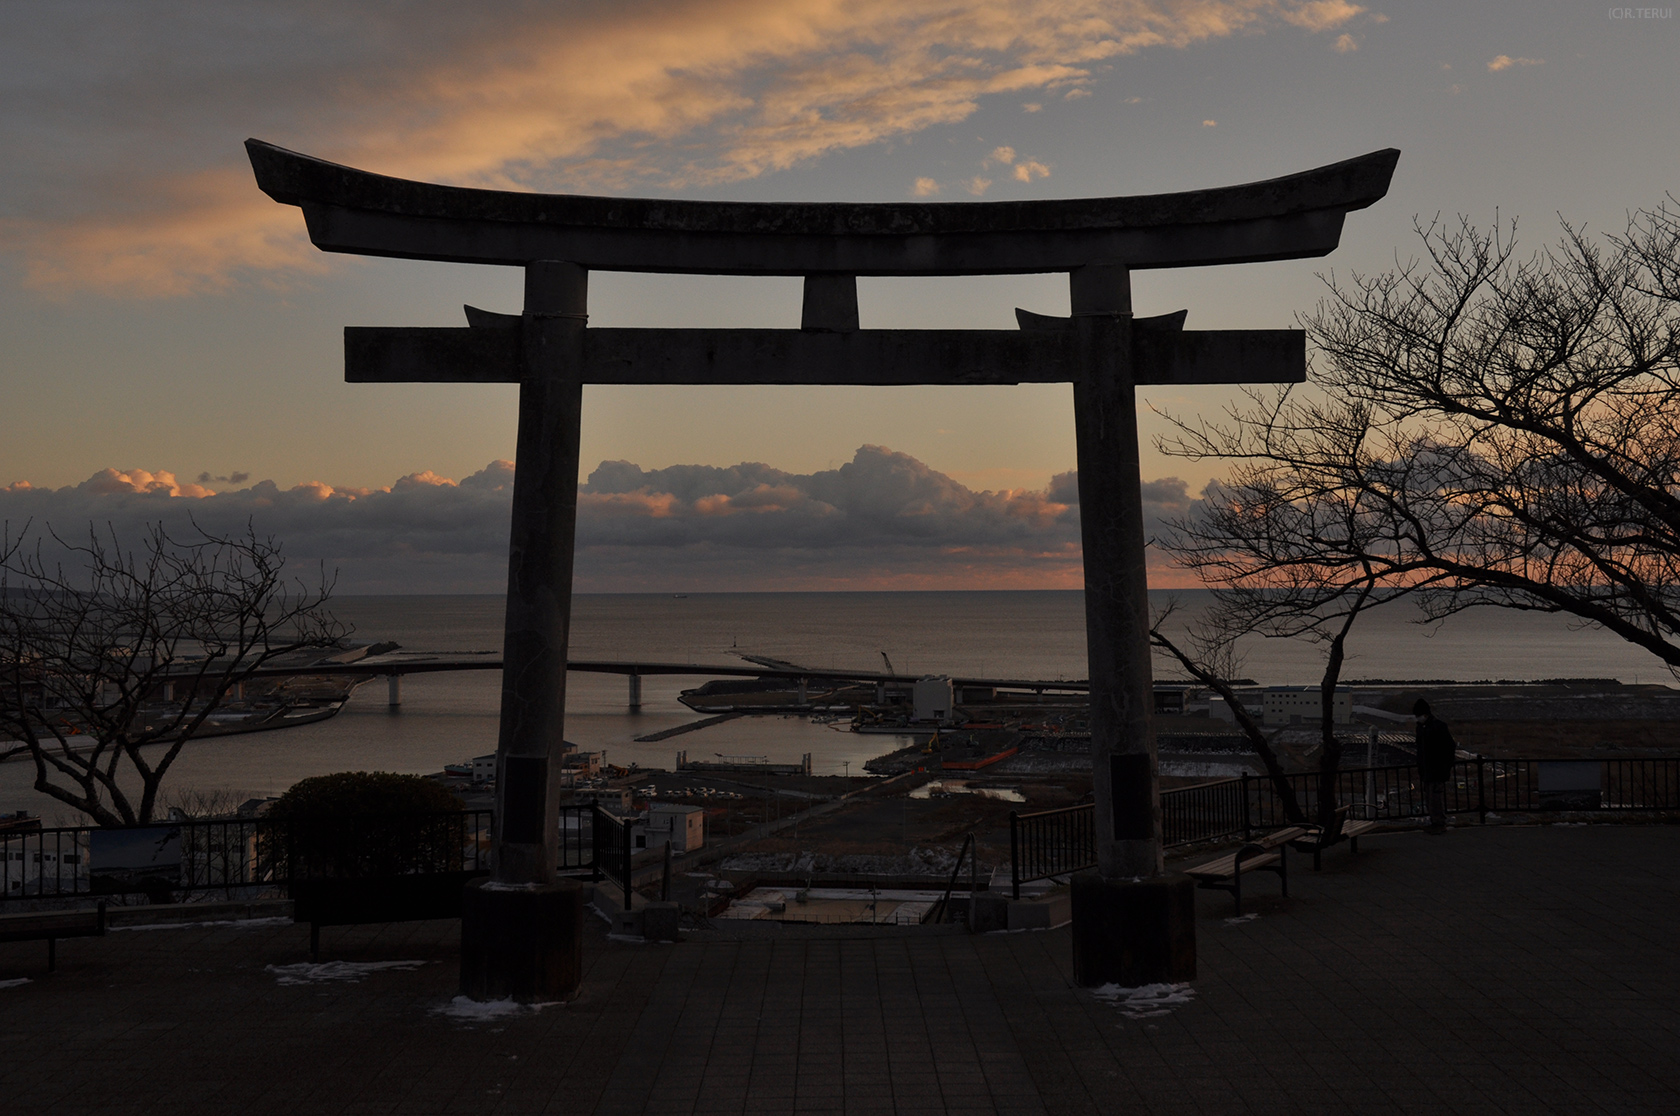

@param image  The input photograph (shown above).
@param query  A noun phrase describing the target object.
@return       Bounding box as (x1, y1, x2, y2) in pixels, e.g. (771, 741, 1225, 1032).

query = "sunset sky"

(2, 1, 1676, 591)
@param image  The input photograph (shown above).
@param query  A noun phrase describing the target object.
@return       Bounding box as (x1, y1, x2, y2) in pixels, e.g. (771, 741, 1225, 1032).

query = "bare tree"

(1151, 202, 1680, 823)
(0, 522, 345, 826)
(1154, 388, 1447, 828)
(1149, 599, 1305, 824)
(1304, 205, 1680, 666)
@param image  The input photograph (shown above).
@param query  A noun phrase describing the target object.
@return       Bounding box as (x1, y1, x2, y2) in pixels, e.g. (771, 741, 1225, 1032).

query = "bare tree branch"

(0, 520, 347, 826)
(1148, 599, 1305, 825)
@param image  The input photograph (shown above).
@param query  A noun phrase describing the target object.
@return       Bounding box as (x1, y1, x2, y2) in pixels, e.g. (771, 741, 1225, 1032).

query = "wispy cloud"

(0, 447, 1203, 592)
(1487, 54, 1543, 72)
(1, 1, 1365, 295)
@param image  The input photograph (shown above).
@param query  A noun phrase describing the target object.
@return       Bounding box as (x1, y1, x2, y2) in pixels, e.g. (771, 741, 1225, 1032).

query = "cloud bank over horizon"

(0, 446, 1201, 593)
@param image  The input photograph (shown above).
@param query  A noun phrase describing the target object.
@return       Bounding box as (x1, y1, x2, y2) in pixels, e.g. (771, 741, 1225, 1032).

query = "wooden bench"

(0, 902, 107, 972)
(1185, 827, 1309, 916)
(1290, 806, 1380, 871)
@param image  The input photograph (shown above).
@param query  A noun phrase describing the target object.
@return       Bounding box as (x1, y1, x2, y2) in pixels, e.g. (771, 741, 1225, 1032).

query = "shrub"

(262, 771, 466, 880)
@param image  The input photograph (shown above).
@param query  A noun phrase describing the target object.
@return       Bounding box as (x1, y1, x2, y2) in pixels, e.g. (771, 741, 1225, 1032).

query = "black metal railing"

(2, 825, 93, 901)
(2, 810, 491, 904)
(1008, 803, 1096, 899)
(1009, 757, 1680, 896)
(558, 804, 595, 871)
(1605, 758, 1680, 809)
(591, 807, 635, 910)
(1160, 777, 1250, 848)
(1218, 760, 1494, 837)
(1, 803, 639, 906)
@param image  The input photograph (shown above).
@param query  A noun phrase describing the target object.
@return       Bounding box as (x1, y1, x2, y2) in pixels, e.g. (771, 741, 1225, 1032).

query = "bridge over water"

(241, 655, 1092, 710)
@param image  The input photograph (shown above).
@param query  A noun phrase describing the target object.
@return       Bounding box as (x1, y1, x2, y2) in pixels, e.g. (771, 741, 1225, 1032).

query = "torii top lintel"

(246, 140, 1397, 277)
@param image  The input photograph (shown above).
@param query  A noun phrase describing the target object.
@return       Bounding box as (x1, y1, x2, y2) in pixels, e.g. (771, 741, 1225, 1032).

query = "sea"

(2, 590, 1670, 820)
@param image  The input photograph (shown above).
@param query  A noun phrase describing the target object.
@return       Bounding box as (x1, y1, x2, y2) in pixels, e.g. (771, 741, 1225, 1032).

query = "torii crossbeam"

(248, 140, 1396, 998)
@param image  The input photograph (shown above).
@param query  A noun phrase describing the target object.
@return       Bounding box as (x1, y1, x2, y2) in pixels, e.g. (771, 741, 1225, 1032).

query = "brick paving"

(2, 823, 1677, 1115)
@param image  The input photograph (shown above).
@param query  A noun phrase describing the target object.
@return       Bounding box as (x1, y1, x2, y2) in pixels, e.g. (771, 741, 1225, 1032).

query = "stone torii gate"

(247, 140, 1396, 999)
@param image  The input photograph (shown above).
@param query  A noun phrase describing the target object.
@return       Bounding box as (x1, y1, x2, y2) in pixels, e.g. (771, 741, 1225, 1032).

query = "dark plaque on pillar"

(500, 756, 548, 845)
(1110, 754, 1154, 841)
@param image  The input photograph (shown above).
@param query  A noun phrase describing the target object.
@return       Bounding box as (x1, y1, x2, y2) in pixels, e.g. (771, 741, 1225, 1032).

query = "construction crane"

(880, 651, 895, 677)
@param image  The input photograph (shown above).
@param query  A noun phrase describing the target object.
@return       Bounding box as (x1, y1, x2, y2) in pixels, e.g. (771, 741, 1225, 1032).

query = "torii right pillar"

(1069, 261, 1196, 987)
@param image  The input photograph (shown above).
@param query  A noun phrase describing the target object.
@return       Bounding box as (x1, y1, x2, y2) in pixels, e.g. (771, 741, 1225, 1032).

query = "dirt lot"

(712, 773, 1091, 876)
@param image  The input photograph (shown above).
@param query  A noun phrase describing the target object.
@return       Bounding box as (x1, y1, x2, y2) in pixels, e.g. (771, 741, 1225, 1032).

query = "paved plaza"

(3, 823, 1677, 1115)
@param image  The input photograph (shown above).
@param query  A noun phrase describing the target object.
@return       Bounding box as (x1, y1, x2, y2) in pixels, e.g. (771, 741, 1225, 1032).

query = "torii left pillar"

(1067, 263, 1195, 987)
(459, 261, 587, 1003)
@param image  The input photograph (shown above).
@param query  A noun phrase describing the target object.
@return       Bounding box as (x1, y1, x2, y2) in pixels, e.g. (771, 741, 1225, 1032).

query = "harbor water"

(1, 590, 1670, 819)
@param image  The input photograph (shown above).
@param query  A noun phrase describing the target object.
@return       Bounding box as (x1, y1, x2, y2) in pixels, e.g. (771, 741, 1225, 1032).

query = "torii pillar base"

(459, 879, 584, 1003)
(1070, 872, 1197, 987)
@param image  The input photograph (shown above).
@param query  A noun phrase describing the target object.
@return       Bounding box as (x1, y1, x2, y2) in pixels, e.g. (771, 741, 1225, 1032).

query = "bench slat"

(1259, 827, 1309, 847)
(1186, 851, 1280, 879)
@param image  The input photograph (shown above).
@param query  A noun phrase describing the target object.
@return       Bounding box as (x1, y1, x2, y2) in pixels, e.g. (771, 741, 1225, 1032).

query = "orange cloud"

(393, 470, 460, 489)
(580, 490, 680, 518)
(75, 468, 216, 499)
(10, 0, 1366, 295)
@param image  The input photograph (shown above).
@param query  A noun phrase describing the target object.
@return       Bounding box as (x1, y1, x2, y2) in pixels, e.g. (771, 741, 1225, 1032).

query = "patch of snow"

(0, 977, 31, 990)
(113, 917, 293, 933)
(432, 995, 559, 1022)
(266, 960, 429, 985)
(910, 780, 1026, 803)
(1224, 913, 1259, 926)
(1089, 982, 1197, 1019)
(606, 932, 651, 943)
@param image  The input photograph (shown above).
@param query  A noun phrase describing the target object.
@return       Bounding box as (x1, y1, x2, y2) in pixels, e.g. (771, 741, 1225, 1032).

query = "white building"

(912, 676, 954, 723)
(471, 754, 497, 783)
(636, 804, 705, 853)
(1208, 695, 1261, 724)
(1263, 686, 1352, 727)
(2, 842, 90, 897)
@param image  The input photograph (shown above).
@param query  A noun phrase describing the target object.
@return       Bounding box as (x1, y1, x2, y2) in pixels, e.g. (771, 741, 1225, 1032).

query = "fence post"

(1241, 773, 1252, 839)
(1009, 811, 1021, 901)
(622, 818, 633, 910)
(590, 804, 602, 883)
(1477, 756, 1488, 824)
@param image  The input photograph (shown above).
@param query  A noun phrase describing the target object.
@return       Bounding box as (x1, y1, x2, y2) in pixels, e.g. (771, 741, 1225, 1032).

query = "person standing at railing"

(1413, 699, 1458, 834)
